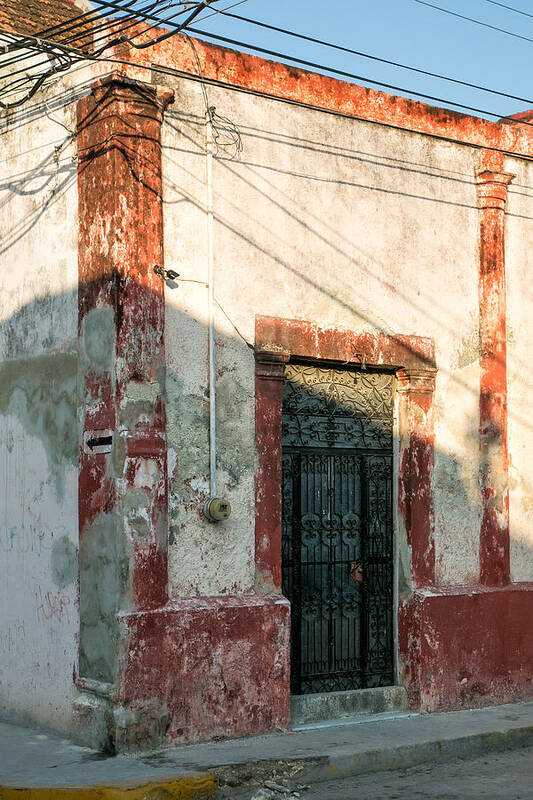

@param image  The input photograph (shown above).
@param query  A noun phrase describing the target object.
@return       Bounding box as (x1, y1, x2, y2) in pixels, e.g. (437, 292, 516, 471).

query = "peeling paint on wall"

(79, 513, 124, 685)
(51, 535, 78, 590)
(0, 350, 77, 500)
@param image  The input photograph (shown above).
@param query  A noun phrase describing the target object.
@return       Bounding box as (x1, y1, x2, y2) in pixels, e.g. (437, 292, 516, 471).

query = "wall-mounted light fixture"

(153, 264, 179, 281)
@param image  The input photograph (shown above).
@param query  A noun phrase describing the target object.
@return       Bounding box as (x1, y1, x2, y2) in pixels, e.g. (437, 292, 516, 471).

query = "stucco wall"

(506, 157, 533, 583)
(0, 81, 80, 731)
(162, 76, 488, 594)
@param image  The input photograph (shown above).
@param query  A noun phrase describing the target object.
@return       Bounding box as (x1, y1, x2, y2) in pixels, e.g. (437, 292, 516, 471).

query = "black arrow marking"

(86, 435, 113, 450)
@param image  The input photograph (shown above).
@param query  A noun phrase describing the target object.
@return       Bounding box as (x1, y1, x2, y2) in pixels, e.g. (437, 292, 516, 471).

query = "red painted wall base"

(399, 584, 533, 712)
(117, 595, 291, 744)
(78, 585, 533, 750)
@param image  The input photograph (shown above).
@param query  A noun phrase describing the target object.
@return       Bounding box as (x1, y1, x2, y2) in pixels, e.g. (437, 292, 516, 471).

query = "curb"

(0, 773, 217, 800)
(4, 714, 533, 798)
(296, 724, 533, 784)
(214, 721, 533, 793)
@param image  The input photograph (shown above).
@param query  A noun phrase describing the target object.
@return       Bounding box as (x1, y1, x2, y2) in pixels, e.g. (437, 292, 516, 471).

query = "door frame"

(281, 364, 396, 693)
(254, 315, 437, 695)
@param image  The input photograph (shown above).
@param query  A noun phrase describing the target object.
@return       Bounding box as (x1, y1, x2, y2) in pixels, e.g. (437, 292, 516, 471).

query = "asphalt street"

(231, 744, 533, 800)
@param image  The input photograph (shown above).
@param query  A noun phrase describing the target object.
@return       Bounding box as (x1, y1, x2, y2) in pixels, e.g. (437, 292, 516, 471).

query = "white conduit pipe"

(206, 106, 216, 499)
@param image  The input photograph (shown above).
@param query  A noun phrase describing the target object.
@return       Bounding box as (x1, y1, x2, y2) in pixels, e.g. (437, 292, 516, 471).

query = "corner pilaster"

(76, 73, 174, 751)
(475, 161, 514, 586)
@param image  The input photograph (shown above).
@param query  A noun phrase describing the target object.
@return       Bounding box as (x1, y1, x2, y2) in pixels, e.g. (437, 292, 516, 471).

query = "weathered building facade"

(2, 1, 533, 752)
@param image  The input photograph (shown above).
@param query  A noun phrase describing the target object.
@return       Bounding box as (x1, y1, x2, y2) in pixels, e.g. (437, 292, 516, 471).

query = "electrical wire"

(96, 2, 194, 51)
(0, 0, 225, 77)
(0, 1, 219, 108)
(2, 0, 141, 54)
(0, 1, 184, 66)
(2, 0, 533, 129)
(186, 25, 533, 128)
(67, 0, 245, 55)
(481, 0, 533, 19)
(1, 5, 111, 52)
(93, 0, 216, 54)
(92, 54, 533, 163)
(7, 0, 528, 126)
(0, 0, 197, 72)
(8, 0, 525, 125)
(120, 0, 250, 45)
(0, 0, 245, 101)
(0, 13, 133, 78)
(0, 0, 247, 73)
(217, 10, 533, 108)
(413, 0, 533, 44)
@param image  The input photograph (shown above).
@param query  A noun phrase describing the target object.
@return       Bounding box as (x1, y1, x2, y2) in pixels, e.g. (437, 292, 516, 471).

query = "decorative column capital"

(475, 169, 515, 210)
(254, 348, 290, 381)
(90, 72, 175, 114)
(397, 367, 437, 395)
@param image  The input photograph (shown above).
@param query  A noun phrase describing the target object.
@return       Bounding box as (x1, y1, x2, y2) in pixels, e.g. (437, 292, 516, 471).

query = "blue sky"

(188, 0, 532, 121)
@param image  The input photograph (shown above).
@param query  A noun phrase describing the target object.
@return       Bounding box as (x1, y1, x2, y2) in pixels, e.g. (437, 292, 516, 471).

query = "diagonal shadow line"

(0, 170, 77, 257)
(161, 119, 533, 383)
(159, 146, 533, 431)
(164, 114, 476, 186)
(166, 109, 533, 191)
(163, 119, 480, 334)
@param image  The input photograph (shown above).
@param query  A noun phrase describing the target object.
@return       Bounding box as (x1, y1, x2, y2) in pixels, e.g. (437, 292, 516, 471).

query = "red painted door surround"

(255, 313, 533, 712)
(254, 318, 438, 593)
(254, 317, 437, 700)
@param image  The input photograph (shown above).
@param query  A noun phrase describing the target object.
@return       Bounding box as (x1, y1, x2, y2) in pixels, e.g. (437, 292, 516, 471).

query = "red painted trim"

(397, 369, 437, 587)
(118, 595, 291, 743)
(475, 161, 514, 586)
(124, 34, 533, 159)
(255, 316, 435, 371)
(254, 316, 437, 595)
(77, 74, 174, 623)
(254, 350, 289, 592)
(399, 584, 533, 711)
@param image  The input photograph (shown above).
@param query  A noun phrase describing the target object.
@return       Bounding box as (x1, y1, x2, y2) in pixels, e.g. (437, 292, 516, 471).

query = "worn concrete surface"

(231, 745, 533, 799)
(290, 686, 408, 727)
(0, 721, 216, 797)
(3, 702, 533, 794)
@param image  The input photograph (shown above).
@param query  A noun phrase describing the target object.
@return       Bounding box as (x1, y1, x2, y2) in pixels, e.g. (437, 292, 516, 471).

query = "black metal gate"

(282, 364, 395, 695)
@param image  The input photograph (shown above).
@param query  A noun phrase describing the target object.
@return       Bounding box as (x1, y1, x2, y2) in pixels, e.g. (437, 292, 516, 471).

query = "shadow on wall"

(0, 279, 527, 693)
(3, 85, 533, 734)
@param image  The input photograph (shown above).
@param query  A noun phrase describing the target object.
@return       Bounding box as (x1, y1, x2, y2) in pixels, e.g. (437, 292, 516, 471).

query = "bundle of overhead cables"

(1, 0, 533, 144)
(0, 0, 225, 109)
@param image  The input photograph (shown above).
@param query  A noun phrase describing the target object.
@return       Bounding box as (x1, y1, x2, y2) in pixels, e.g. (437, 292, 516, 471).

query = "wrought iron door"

(282, 364, 394, 695)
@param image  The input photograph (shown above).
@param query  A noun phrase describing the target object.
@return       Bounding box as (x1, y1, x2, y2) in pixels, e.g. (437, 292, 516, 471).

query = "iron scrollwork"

(282, 365, 394, 695)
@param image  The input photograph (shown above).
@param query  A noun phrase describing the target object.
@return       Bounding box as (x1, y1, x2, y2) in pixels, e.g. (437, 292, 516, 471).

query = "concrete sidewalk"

(2, 701, 533, 798)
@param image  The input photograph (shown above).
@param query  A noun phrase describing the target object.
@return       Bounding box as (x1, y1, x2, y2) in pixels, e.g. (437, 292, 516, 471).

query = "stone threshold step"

(290, 686, 409, 727)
